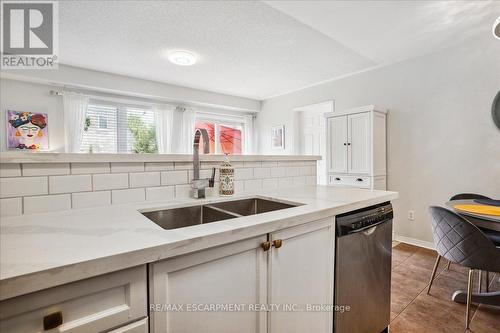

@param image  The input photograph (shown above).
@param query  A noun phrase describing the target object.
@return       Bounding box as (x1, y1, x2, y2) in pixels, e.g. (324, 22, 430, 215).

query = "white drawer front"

(329, 175, 371, 189)
(109, 318, 148, 333)
(0, 266, 147, 333)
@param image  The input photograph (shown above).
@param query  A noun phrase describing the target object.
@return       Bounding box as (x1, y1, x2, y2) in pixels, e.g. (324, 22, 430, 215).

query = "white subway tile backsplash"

(23, 163, 70, 176)
(146, 186, 175, 202)
(244, 179, 262, 191)
(0, 164, 21, 177)
(188, 169, 218, 182)
(277, 161, 295, 167)
(286, 167, 301, 177)
(234, 168, 253, 180)
(24, 194, 71, 214)
(129, 172, 161, 188)
(278, 177, 294, 188)
(306, 176, 317, 185)
(161, 170, 188, 185)
(110, 162, 144, 173)
(293, 176, 307, 186)
(145, 162, 174, 171)
(0, 197, 22, 217)
(270, 167, 286, 178)
(0, 177, 48, 198)
(93, 173, 129, 190)
(49, 175, 92, 194)
(205, 182, 220, 197)
(201, 162, 221, 169)
(262, 178, 278, 190)
(253, 167, 270, 179)
(243, 161, 261, 168)
(234, 180, 244, 193)
(112, 188, 145, 204)
(72, 191, 111, 209)
(71, 163, 110, 174)
(175, 184, 192, 198)
(0, 159, 317, 215)
(299, 166, 311, 176)
(174, 162, 192, 170)
(261, 161, 278, 167)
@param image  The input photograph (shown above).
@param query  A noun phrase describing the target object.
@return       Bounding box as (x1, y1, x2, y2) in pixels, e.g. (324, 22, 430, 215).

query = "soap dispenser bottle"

(219, 154, 234, 196)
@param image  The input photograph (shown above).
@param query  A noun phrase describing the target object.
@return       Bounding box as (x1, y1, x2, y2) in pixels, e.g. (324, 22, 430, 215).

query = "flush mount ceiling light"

(167, 50, 197, 66)
(493, 16, 500, 40)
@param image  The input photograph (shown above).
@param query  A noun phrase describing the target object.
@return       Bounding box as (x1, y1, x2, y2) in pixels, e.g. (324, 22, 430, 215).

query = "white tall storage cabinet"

(325, 105, 387, 190)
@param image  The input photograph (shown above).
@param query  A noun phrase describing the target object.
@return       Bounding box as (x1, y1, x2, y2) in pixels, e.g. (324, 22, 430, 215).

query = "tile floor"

(389, 243, 500, 333)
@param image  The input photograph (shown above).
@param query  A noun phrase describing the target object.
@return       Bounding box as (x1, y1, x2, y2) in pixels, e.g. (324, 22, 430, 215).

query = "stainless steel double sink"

(141, 197, 300, 230)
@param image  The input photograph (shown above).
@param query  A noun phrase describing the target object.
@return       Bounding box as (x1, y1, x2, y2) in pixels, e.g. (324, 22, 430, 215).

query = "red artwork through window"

(220, 125, 241, 154)
(195, 121, 242, 155)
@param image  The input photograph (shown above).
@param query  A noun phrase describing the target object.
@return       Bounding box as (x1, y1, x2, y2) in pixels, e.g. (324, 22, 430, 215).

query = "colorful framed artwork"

(6, 110, 49, 150)
(271, 125, 285, 150)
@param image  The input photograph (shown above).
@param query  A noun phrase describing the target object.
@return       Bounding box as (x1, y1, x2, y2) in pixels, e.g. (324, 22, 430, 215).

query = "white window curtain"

(243, 114, 254, 155)
(154, 105, 174, 154)
(180, 108, 196, 154)
(63, 93, 89, 153)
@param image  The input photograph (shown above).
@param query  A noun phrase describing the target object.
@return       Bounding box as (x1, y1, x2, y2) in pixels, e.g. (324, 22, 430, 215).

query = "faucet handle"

(209, 167, 216, 187)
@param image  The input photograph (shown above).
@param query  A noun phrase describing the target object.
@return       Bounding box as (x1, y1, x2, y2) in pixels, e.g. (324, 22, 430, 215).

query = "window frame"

(80, 99, 158, 154)
(195, 112, 245, 155)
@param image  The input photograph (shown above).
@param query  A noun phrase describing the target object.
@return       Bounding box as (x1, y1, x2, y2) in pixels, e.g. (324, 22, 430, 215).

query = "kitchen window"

(195, 113, 246, 155)
(80, 102, 158, 154)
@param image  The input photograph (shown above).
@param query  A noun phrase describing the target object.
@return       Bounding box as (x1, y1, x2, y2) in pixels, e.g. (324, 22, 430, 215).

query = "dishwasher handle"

(346, 219, 391, 235)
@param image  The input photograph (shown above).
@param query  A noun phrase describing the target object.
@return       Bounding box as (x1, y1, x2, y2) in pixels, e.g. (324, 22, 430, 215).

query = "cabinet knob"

(343, 143, 347, 146)
(356, 178, 363, 182)
(261, 241, 271, 251)
(335, 177, 341, 181)
(347, 143, 351, 146)
(43, 311, 63, 330)
(272, 239, 283, 249)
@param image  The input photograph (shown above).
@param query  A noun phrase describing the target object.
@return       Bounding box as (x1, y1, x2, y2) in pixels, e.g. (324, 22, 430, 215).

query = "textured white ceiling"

(265, 0, 499, 66)
(58, 1, 498, 100)
(58, 1, 373, 100)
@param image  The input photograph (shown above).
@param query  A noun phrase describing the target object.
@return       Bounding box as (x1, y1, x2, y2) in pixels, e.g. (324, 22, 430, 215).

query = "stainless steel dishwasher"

(334, 202, 393, 333)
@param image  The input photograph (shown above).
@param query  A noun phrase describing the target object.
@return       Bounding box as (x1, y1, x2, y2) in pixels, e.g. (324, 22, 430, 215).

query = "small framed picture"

(271, 125, 285, 150)
(6, 110, 49, 151)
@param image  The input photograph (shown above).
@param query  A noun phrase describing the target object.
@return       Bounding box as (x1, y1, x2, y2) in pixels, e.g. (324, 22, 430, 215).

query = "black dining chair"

(428, 193, 500, 297)
(427, 206, 500, 329)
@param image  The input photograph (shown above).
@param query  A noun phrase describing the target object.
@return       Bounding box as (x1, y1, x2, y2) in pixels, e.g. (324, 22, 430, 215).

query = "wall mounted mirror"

(493, 90, 500, 131)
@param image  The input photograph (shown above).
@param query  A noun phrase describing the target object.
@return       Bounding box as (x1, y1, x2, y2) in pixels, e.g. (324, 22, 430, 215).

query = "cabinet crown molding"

(325, 105, 387, 118)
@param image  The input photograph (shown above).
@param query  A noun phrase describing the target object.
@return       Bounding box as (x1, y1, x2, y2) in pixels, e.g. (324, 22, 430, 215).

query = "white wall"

(1, 64, 261, 152)
(1, 64, 261, 112)
(256, 34, 500, 244)
(0, 79, 65, 152)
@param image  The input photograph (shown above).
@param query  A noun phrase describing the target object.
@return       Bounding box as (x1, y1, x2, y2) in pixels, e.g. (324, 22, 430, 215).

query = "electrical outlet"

(408, 210, 415, 221)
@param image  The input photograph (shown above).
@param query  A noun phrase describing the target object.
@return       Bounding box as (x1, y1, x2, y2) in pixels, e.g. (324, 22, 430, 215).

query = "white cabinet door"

(268, 218, 335, 333)
(327, 116, 348, 174)
(149, 236, 268, 333)
(347, 113, 371, 174)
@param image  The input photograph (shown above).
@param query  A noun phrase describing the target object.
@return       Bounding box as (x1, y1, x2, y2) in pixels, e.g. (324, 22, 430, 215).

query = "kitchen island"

(0, 185, 397, 333)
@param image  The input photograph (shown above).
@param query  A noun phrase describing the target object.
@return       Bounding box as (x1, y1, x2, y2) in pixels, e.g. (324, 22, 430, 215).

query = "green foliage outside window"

(127, 116, 158, 153)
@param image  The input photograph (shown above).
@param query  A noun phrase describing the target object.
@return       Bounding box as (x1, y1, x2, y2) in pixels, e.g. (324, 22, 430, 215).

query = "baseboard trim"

(394, 235, 436, 250)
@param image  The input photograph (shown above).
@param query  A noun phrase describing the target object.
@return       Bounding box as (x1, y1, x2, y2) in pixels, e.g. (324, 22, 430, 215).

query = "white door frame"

(292, 100, 334, 185)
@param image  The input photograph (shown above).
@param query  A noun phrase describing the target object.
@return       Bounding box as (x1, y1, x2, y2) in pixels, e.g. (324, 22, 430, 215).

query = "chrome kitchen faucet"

(191, 128, 215, 199)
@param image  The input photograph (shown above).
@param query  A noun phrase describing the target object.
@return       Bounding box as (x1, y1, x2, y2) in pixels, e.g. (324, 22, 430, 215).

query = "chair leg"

(486, 271, 489, 293)
(478, 270, 482, 293)
(427, 254, 441, 294)
(446, 260, 451, 270)
(466, 269, 474, 330)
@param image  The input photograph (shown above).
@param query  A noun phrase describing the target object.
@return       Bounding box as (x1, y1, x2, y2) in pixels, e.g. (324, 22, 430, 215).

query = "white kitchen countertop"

(0, 185, 397, 300)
